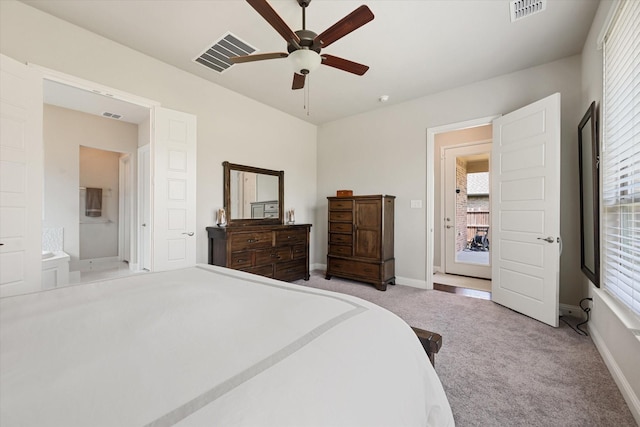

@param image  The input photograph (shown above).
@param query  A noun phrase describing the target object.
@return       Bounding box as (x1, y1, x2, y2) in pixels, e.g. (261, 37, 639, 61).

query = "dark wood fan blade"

(313, 5, 374, 49)
(230, 52, 288, 64)
(321, 54, 369, 76)
(246, 0, 300, 45)
(292, 73, 306, 90)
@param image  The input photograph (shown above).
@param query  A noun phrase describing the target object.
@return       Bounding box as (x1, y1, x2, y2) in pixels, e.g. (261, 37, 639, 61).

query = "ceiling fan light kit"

(289, 49, 321, 75)
(231, 0, 374, 90)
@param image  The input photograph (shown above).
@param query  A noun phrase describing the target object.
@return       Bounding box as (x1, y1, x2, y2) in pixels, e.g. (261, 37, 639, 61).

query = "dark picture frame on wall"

(578, 101, 600, 287)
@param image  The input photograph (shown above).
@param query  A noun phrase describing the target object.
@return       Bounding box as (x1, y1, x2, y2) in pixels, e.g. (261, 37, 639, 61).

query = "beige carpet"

(294, 271, 636, 427)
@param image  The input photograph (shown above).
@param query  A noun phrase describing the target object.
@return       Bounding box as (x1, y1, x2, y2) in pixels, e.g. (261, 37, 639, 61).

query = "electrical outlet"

(410, 200, 422, 209)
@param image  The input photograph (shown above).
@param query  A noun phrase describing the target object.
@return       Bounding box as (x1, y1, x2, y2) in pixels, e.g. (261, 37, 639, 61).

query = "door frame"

(30, 64, 159, 274)
(426, 115, 500, 290)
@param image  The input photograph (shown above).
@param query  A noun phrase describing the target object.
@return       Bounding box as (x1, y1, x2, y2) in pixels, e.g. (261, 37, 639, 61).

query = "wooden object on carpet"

(411, 326, 442, 367)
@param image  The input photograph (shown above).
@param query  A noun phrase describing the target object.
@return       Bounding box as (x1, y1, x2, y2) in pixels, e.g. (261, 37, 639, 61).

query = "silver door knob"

(182, 232, 195, 236)
(446, 225, 452, 229)
(141, 223, 147, 227)
(537, 236, 555, 243)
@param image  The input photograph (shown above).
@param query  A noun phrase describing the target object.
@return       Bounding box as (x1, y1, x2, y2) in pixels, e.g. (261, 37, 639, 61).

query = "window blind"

(602, 0, 640, 315)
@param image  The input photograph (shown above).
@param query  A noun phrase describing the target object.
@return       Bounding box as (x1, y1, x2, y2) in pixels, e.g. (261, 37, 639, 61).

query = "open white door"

(491, 93, 561, 327)
(0, 55, 43, 297)
(151, 107, 197, 272)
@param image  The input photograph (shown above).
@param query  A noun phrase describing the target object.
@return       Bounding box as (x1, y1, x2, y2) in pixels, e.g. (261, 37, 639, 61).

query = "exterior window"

(601, 0, 640, 315)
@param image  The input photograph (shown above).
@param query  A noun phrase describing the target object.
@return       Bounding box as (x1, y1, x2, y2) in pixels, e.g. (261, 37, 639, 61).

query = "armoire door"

(354, 199, 381, 259)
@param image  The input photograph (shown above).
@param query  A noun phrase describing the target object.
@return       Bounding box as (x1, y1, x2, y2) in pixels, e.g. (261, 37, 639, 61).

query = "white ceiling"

(23, 0, 599, 125)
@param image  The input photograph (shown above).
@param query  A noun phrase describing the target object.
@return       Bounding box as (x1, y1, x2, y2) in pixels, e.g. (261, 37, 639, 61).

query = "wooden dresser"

(206, 224, 311, 282)
(326, 195, 395, 291)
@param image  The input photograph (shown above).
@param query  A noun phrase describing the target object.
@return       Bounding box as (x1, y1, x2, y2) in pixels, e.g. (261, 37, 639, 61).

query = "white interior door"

(138, 145, 151, 271)
(444, 143, 492, 279)
(151, 107, 197, 272)
(491, 93, 561, 327)
(0, 55, 43, 297)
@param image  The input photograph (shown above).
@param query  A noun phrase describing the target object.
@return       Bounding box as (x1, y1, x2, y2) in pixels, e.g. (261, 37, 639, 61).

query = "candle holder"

(287, 208, 296, 225)
(216, 208, 227, 227)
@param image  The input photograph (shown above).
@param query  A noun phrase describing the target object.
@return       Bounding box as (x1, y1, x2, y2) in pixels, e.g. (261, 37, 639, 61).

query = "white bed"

(0, 265, 454, 426)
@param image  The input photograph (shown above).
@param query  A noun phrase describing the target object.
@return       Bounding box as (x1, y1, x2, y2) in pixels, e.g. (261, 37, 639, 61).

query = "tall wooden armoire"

(326, 195, 395, 290)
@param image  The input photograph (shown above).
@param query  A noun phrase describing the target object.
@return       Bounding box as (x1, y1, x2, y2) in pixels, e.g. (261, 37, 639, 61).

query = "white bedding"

(0, 265, 454, 426)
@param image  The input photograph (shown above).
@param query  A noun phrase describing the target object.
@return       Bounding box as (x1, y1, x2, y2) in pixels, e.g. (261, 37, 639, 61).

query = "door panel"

(0, 55, 42, 296)
(491, 93, 561, 327)
(354, 200, 381, 259)
(443, 143, 492, 279)
(151, 107, 197, 271)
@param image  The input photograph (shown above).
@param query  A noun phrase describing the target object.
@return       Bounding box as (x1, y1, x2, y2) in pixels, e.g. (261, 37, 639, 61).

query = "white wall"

(317, 54, 583, 305)
(43, 104, 138, 267)
(581, 0, 640, 422)
(0, 0, 317, 265)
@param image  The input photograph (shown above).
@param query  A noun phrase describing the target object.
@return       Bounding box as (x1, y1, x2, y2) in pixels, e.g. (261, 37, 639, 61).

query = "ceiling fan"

(230, 0, 374, 90)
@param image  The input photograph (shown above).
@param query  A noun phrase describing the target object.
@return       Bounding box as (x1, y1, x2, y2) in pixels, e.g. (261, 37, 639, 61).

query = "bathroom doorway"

(42, 77, 151, 284)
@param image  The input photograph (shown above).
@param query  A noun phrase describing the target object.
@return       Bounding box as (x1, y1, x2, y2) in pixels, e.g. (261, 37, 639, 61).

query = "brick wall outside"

(455, 157, 468, 252)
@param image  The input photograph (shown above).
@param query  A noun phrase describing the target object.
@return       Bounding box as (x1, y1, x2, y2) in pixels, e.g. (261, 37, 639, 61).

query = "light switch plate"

(410, 200, 422, 209)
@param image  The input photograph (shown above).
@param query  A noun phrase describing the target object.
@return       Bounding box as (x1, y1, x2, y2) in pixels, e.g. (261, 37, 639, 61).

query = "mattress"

(0, 265, 454, 426)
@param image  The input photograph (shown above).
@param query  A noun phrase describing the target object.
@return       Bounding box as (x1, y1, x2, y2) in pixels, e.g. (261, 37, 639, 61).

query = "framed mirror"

(578, 101, 600, 287)
(223, 161, 284, 226)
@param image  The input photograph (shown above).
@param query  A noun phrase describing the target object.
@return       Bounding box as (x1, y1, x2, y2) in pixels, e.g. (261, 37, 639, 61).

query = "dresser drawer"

(329, 222, 352, 233)
(229, 231, 272, 251)
(292, 244, 306, 259)
(330, 233, 353, 245)
(328, 258, 381, 280)
(254, 247, 291, 266)
(329, 211, 353, 222)
(275, 229, 307, 246)
(274, 259, 307, 281)
(329, 244, 352, 257)
(329, 199, 353, 210)
(230, 251, 253, 268)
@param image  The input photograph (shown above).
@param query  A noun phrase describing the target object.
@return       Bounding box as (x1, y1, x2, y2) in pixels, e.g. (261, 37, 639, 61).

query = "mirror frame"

(578, 101, 600, 287)
(223, 161, 284, 226)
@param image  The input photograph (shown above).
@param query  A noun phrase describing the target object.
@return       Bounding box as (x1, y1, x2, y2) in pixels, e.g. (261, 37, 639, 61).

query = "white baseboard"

(310, 263, 326, 273)
(395, 276, 427, 289)
(589, 324, 640, 424)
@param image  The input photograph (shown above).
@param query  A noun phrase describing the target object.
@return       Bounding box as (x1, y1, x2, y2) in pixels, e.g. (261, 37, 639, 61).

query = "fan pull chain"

(304, 76, 311, 116)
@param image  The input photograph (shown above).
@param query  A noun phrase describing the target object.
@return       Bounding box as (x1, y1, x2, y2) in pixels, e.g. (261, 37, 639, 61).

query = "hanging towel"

(85, 188, 103, 217)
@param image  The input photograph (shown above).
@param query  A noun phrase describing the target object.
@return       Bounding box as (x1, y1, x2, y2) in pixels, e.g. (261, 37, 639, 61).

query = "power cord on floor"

(559, 297, 592, 336)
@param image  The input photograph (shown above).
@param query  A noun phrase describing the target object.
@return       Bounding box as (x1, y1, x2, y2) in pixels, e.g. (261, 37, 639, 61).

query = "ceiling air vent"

(194, 32, 257, 73)
(102, 112, 123, 120)
(510, 0, 546, 22)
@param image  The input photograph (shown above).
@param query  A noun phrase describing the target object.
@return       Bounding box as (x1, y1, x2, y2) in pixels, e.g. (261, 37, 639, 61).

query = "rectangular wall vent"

(510, 0, 546, 22)
(102, 112, 122, 120)
(194, 32, 257, 73)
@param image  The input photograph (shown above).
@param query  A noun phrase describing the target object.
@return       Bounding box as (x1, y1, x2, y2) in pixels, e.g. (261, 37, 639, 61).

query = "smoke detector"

(510, 0, 546, 22)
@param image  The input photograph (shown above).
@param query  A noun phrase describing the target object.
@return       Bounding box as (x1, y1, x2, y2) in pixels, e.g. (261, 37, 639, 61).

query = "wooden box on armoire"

(325, 195, 395, 291)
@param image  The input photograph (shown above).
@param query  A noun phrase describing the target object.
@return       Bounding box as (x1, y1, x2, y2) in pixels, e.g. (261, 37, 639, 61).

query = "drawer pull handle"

(247, 239, 257, 243)
(287, 236, 293, 239)
(270, 253, 281, 258)
(236, 259, 245, 263)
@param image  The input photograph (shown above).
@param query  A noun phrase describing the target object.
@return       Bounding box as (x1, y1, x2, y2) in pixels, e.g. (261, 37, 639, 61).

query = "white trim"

(593, 287, 640, 339)
(426, 116, 500, 291)
(596, 0, 622, 50)
(396, 276, 427, 289)
(589, 322, 640, 424)
(27, 63, 160, 108)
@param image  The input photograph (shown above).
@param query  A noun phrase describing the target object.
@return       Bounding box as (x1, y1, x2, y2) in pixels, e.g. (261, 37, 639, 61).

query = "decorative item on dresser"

(207, 224, 311, 281)
(326, 194, 395, 291)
